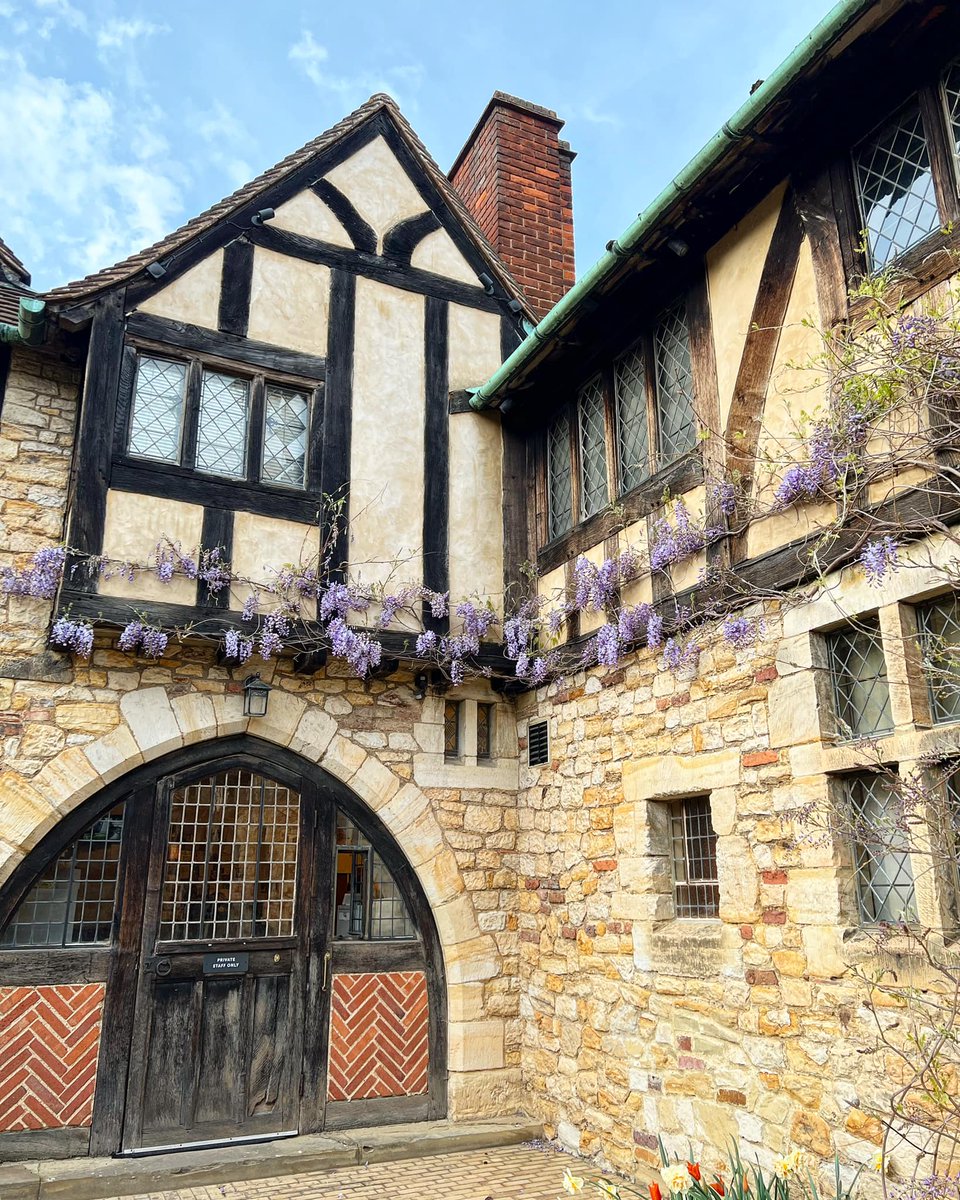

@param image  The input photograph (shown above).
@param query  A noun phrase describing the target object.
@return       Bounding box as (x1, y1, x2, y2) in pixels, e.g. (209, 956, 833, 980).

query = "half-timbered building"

(3, 0, 960, 1183)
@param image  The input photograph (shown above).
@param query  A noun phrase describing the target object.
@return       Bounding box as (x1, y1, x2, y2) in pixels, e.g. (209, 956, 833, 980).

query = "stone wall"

(514, 597, 933, 1183)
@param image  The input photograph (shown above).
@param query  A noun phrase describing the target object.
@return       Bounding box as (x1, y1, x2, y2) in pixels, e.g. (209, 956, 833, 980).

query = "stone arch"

(0, 687, 501, 1045)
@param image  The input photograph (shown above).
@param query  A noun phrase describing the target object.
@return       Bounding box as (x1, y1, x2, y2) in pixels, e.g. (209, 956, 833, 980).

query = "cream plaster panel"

(707, 185, 784, 429)
(448, 305, 503, 392)
(537, 564, 569, 644)
(744, 501, 837, 561)
(411, 228, 478, 285)
(246, 247, 330, 356)
(578, 541, 610, 637)
(669, 485, 707, 594)
(230, 512, 318, 619)
(324, 135, 427, 254)
(349, 279, 425, 599)
(137, 249, 224, 330)
(448, 413, 504, 616)
(99, 490, 203, 605)
(271, 189, 353, 247)
(866, 465, 934, 506)
(753, 240, 829, 507)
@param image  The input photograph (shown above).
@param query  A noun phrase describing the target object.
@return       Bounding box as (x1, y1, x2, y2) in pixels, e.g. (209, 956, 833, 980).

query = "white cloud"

(32, 0, 87, 38)
(0, 50, 185, 287)
(95, 16, 168, 50)
(288, 30, 423, 110)
(189, 101, 254, 192)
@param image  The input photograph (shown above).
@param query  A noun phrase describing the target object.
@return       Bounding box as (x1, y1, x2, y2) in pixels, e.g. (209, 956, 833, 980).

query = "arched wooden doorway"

(0, 737, 446, 1160)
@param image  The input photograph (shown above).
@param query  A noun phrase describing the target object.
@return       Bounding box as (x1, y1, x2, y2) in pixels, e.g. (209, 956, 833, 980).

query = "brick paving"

(106, 1144, 580, 1200)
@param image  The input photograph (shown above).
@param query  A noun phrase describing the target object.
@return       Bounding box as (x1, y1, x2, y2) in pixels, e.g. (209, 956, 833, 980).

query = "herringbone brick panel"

(0, 984, 105, 1131)
(327, 971, 428, 1101)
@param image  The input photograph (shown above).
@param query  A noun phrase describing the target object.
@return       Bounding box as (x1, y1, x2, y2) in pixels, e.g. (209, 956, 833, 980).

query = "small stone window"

(527, 719, 549, 767)
(916, 593, 960, 724)
(843, 770, 917, 925)
(1, 804, 125, 948)
(825, 617, 893, 740)
(476, 703, 494, 761)
(443, 700, 462, 761)
(669, 797, 719, 919)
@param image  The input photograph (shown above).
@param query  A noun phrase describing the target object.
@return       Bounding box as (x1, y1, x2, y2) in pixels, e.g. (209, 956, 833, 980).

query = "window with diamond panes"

(916, 594, 960, 723)
(844, 771, 917, 925)
(944, 61, 960, 162)
(262, 385, 309, 487)
(654, 303, 697, 464)
(577, 374, 609, 520)
(129, 356, 187, 462)
(547, 413, 573, 541)
(477, 703, 493, 761)
(1, 804, 125, 948)
(826, 619, 893, 740)
(614, 343, 650, 494)
(854, 100, 940, 270)
(670, 797, 719, 919)
(444, 700, 461, 761)
(195, 370, 250, 478)
(334, 813, 415, 940)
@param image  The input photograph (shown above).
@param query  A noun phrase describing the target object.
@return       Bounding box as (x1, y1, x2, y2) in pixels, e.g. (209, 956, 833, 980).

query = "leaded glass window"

(670, 797, 719, 919)
(547, 413, 573, 542)
(826, 619, 893, 740)
(654, 303, 697, 464)
(477, 702, 493, 761)
(444, 700, 461, 760)
(334, 813, 415, 941)
(845, 771, 917, 925)
(916, 594, 960, 723)
(158, 769, 299, 942)
(262, 386, 309, 487)
(944, 61, 960, 159)
(1, 804, 125, 948)
(614, 343, 649, 494)
(129, 356, 186, 462)
(854, 100, 940, 271)
(577, 374, 609, 520)
(196, 370, 250, 478)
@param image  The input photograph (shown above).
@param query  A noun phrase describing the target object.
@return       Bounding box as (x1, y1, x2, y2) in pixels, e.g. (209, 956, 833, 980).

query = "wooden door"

(121, 765, 313, 1152)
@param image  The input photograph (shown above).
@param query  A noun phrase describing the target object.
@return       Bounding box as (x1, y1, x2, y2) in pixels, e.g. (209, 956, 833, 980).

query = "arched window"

(334, 812, 415, 940)
(0, 804, 125, 948)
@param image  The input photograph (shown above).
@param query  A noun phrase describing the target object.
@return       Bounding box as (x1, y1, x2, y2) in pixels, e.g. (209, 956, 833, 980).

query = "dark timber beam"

(217, 238, 255, 337)
(321, 269, 356, 581)
(311, 179, 377, 255)
(423, 297, 449, 634)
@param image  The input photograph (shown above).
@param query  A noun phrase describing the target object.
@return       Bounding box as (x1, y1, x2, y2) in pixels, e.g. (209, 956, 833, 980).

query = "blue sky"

(1, 0, 835, 293)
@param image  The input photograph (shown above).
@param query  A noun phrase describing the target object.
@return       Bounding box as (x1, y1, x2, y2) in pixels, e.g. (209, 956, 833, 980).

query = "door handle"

(146, 956, 172, 977)
(321, 950, 332, 992)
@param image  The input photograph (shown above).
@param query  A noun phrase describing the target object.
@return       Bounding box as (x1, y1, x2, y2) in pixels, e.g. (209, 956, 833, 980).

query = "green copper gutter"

(470, 0, 875, 410)
(0, 297, 47, 346)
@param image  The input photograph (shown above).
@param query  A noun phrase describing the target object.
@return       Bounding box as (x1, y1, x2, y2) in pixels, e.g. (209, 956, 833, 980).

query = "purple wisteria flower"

(649, 501, 714, 571)
(319, 582, 370, 622)
(199, 548, 231, 594)
(596, 623, 621, 667)
(118, 621, 144, 651)
(416, 630, 439, 657)
(646, 612, 664, 650)
(50, 615, 94, 658)
(860, 535, 900, 586)
(662, 636, 701, 673)
(223, 629, 254, 663)
(118, 620, 167, 658)
(721, 613, 758, 649)
(712, 480, 737, 517)
(326, 616, 383, 677)
(241, 592, 260, 621)
(420, 589, 449, 619)
(1, 546, 66, 599)
(890, 313, 936, 353)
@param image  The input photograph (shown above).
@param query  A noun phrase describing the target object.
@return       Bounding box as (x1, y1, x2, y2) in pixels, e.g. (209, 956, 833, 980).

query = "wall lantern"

(243, 673, 272, 717)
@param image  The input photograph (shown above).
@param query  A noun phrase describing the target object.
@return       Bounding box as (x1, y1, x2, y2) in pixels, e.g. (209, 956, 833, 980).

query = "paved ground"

(105, 1144, 580, 1200)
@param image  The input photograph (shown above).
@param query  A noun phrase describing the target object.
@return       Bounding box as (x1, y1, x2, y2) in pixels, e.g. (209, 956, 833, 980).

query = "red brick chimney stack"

(450, 92, 575, 319)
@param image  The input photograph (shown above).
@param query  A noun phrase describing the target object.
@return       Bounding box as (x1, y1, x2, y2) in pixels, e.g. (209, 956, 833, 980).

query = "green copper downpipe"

(470, 0, 875, 410)
(0, 297, 47, 347)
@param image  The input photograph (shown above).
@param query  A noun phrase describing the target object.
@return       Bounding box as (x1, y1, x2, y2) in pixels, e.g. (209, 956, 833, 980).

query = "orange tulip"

(650, 1183, 663, 1200)
(688, 1164, 702, 1182)
(710, 1182, 725, 1197)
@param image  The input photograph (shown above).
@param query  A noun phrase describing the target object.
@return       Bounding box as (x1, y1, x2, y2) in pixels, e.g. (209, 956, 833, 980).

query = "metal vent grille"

(826, 619, 893, 740)
(528, 720, 549, 767)
(854, 99, 939, 270)
(1, 804, 125, 948)
(654, 302, 697, 464)
(846, 771, 917, 925)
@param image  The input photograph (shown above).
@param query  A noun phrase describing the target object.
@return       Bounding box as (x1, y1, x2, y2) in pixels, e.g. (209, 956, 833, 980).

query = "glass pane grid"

(262, 386, 309, 488)
(158, 769, 299, 942)
(547, 415, 573, 541)
(827, 621, 894, 739)
(444, 700, 461, 760)
(654, 304, 697, 464)
(129, 356, 186, 462)
(917, 595, 960, 723)
(671, 798, 719, 919)
(477, 703, 493, 760)
(335, 814, 415, 940)
(369, 855, 416, 939)
(196, 371, 249, 478)
(855, 100, 940, 270)
(1, 805, 125, 948)
(847, 772, 918, 924)
(614, 343, 650, 494)
(578, 375, 609, 520)
(944, 61, 960, 161)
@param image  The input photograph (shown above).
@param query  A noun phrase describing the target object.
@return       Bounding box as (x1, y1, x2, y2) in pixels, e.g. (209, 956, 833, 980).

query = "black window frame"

(120, 347, 319, 494)
(669, 796, 720, 920)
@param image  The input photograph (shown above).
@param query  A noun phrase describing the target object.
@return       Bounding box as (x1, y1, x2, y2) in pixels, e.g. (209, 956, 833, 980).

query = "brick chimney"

(450, 92, 575, 318)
